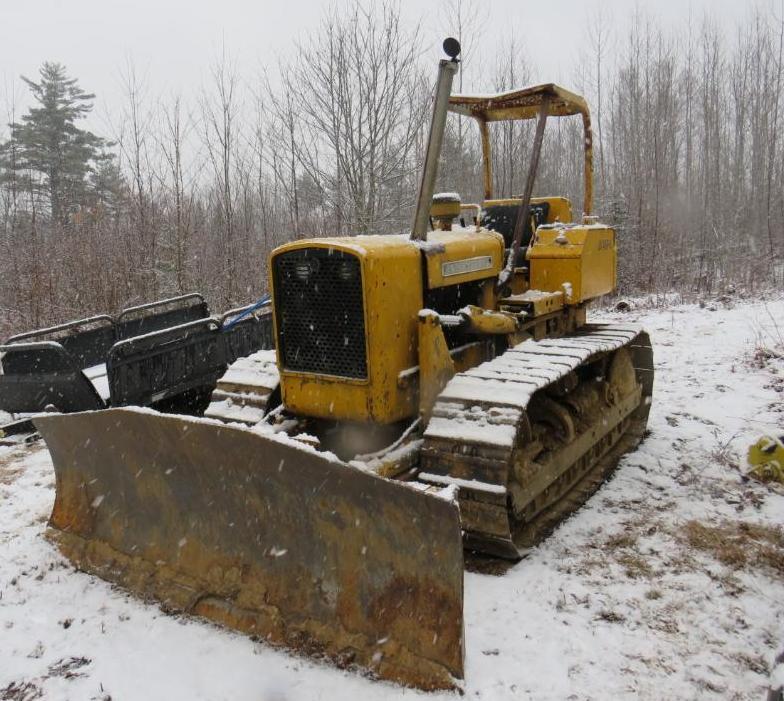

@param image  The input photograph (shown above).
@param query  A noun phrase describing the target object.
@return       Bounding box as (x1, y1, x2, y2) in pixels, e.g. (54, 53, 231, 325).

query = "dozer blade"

(35, 408, 464, 690)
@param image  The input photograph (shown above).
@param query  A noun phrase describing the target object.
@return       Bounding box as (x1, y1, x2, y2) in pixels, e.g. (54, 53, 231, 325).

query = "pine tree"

(0, 62, 110, 225)
(89, 159, 126, 223)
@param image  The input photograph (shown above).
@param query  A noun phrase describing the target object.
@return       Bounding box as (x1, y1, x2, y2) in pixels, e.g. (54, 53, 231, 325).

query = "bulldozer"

(34, 39, 653, 691)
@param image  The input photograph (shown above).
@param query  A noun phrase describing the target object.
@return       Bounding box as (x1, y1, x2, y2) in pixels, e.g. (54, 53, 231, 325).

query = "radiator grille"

(273, 248, 367, 379)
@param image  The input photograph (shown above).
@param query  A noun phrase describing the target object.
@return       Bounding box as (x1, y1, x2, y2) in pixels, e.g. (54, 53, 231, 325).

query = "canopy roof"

(448, 83, 589, 122)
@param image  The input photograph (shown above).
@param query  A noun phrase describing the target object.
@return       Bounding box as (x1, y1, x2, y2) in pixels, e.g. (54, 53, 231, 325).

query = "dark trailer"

(0, 293, 273, 418)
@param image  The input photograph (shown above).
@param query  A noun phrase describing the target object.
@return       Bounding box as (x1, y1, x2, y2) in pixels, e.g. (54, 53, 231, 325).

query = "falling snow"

(0, 297, 783, 699)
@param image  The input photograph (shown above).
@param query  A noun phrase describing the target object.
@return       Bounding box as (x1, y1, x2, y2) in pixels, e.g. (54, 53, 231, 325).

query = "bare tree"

(2, 2, 784, 340)
(118, 61, 159, 298)
(280, 1, 427, 235)
(202, 48, 241, 304)
(157, 95, 195, 294)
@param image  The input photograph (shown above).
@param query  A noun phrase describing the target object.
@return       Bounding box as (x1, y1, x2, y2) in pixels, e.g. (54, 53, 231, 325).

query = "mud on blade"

(35, 408, 465, 690)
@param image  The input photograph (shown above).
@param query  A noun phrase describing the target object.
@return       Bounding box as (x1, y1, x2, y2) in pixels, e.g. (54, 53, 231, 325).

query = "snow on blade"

(1, 298, 784, 699)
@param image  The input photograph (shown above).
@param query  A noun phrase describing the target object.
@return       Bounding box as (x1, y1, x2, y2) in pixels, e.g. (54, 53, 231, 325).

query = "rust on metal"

(450, 83, 594, 214)
(422, 329, 654, 559)
(36, 408, 465, 690)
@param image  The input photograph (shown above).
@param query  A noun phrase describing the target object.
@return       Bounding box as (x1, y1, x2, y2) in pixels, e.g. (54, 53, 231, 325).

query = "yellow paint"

(509, 269, 529, 296)
(479, 279, 497, 309)
(526, 225, 616, 303)
(270, 235, 422, 424)
(748, 435, 784, 483)
(450, 84, 594, 214)
(458, 306, 518, 335)
(501, 290, 565, 316)
(430, 200, 461, 219)
(450, 342, 487, 374)
(424, 228, 504, 288)
(449, 84, 589, 122)
(268, 211, 612, 424)
(417, 311, 455, 420)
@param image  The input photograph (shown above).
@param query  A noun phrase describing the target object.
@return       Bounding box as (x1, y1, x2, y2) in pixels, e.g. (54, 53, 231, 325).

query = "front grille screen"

(273, 248, 367, 379)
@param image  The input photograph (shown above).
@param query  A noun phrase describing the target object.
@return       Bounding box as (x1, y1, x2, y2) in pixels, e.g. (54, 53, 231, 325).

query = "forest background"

(1, 0, 782, 336)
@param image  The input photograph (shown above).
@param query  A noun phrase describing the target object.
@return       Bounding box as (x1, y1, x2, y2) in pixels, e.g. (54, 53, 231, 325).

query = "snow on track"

(1, 298, 783, 700)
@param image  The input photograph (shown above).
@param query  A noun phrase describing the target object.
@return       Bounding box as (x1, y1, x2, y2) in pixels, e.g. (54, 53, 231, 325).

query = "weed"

(683, 520, 784, 575)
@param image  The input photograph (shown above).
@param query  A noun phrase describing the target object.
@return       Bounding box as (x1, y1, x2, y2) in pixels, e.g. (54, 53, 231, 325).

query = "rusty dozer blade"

(35, 408, 464, 690)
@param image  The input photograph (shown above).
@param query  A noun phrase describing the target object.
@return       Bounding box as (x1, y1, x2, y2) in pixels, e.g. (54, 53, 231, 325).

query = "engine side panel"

(423, 228, 504, 289)
(270, 237, 423, 424)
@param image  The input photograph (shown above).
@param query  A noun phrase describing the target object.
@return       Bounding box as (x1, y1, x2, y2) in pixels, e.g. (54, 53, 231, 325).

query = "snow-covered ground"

(1, 297, 783, 700)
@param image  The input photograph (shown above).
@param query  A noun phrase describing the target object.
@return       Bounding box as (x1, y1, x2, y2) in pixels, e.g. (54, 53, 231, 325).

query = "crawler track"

(419, 324, 654, 559)
(203, 350, 280, 424)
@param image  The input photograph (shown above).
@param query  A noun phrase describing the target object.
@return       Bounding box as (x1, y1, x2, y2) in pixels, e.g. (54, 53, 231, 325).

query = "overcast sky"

(0, 0, 766, 134)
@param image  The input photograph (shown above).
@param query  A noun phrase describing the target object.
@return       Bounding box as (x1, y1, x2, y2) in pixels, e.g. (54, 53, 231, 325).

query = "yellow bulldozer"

(35, 39, 653, 691)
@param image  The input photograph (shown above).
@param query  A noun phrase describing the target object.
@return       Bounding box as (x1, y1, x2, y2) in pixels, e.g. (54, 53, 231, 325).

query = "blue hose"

(222, 294, 271, 330)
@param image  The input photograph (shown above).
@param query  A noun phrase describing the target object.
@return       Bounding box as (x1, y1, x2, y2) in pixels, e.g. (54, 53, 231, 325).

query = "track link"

(203, 350, 280, 425)
(419, 323, 654, 559)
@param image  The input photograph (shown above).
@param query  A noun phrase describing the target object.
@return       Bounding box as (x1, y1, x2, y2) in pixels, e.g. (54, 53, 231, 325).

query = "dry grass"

(0, 450, 26, 485)
(683, 520, 784, 575)
(47, 656, 90, 679)
(600, 525, 657, 579)
(749, 345, 783, 370)
(0, 465, 24, 485)
(0, 681, 42, 701)
(709, 570, 747, 596)
(616, 552, 654, 579)
(731, 651, 769, 675)
(605, 531, 638, 550)
(596, 609, 626, 623)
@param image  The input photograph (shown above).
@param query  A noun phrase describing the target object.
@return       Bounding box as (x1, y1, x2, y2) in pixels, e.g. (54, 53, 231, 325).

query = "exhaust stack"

(410, 38, 460, 242)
